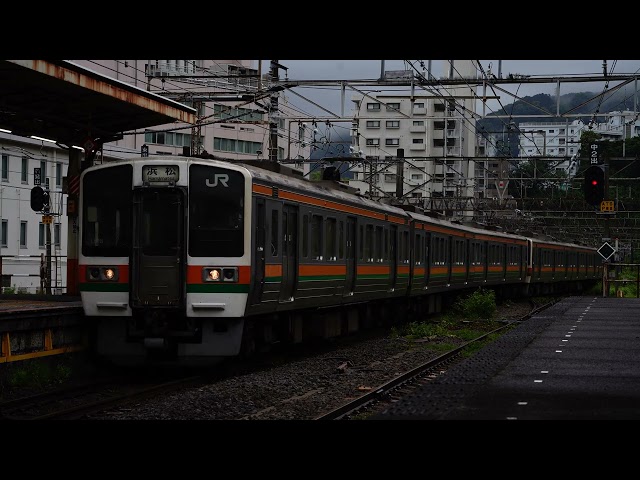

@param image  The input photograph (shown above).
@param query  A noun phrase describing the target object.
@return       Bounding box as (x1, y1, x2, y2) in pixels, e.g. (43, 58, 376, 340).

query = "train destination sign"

(142, 165, 179, 183)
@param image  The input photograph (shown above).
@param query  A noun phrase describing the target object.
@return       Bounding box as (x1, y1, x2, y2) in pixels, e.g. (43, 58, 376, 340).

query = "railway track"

(315, 298, 559, 420)
(0, 373, 204, 420)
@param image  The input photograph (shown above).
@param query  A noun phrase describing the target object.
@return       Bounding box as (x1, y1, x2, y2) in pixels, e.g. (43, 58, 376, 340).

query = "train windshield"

(188, 164, 244, 257)
(81, 165, 133, 257)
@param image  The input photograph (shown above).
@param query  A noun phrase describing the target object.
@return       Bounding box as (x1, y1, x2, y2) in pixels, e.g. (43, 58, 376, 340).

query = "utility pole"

(395, 148, 404, 198)
(269, 60, 280, 162)
(45, 178, 51, 295)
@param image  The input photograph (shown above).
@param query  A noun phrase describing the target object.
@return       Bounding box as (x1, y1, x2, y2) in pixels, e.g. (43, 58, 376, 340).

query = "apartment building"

(516, 111, 640, 179)
(70, 60, 312, 165)
(348, 61, 478, 220)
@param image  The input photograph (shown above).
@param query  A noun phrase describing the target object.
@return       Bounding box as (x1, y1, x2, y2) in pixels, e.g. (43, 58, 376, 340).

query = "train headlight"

(203, 267, 238, 283)
(86, 266, 119, 282)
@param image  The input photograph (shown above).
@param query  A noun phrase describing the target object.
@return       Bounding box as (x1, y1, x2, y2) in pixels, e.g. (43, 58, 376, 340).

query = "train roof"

(88, 155, 596, 251)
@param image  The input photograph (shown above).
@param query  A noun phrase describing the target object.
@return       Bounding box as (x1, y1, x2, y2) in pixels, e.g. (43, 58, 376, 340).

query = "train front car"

(79, 155, 252, 366)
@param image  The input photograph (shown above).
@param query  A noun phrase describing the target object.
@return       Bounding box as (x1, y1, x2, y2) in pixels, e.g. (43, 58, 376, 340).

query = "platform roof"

(0, 60, 196, 148)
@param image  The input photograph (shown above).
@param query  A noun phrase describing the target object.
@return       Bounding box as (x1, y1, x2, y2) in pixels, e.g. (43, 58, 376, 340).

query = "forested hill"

(476, 88, 637, 134)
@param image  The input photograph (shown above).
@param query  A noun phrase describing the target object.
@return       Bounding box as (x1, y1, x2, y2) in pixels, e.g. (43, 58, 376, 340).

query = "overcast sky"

(261, 60, 640, 135)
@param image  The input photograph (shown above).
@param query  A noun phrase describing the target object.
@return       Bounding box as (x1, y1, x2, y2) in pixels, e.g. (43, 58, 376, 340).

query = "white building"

(0, 136, 69, 293)
(0, 60, 312, 294)
(517, 111, 640, 179)
(348, 61, 479, 220)
(70, 60, 312, 164)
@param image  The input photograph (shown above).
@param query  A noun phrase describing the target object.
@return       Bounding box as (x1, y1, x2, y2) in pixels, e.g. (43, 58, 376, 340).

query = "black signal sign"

(583, 165, 605, 206)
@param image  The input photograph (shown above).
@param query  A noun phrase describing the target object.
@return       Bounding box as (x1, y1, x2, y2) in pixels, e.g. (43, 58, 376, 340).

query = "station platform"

(0, 295, 85, 363)
(375, 296, 640, 420)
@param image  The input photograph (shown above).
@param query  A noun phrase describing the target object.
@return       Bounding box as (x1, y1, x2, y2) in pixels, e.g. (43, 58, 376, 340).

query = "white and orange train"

(78, 154, 602, 365)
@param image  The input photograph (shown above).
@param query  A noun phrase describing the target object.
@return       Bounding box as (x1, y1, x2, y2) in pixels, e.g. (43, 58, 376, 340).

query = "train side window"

(271, 210, 279, 257)
(384, 228, 389, 261)
(338, 220, 344, 260)
(311, 214, 323, 260)
(415, 234, 423, 265)
(375, 226, 383, 262)
(365, 224, 373, 262)
(325, 217, 336, 261)
(302, 215, 309, 258)
(359, 225, 364, 261)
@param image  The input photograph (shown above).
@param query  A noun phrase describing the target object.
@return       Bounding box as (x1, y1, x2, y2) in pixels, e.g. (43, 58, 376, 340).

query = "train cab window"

(302, 215, 309, 258)
(311, 214, 323, 260)
(271, 210, 279, 257)
(325, 217, 337, 261)
(82, 165, 133, 257)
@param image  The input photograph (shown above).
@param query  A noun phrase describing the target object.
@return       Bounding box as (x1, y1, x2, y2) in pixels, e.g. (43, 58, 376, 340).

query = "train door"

(424, 232, 431, 285)
(344, 216, 356, 295)
(464, 238, 470, 283)
(447, 236, 452, 284)
(482, 241, 488, 281)
(279, 204, 298, 302)
(250, 198, 266, 305)
(130, 188, 185, 308)
(389, 225, 398, 290)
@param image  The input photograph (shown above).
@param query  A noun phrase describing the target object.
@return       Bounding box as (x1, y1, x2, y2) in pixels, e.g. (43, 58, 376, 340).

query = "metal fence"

(602, 262, 640, 298)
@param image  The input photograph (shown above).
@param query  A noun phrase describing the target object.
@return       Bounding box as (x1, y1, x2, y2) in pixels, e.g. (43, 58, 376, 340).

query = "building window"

(412, 138, 424, 144)
(411, 174, 423, 180)
(384, 174, 396, 182)
(366, 103, 380, 111)
(386, 121, 400, 128)
(366, 138, 380, 146)
(414, 103, 424, 108)
(21, 157, 28, 183)
(1, 219, 6, 247)
(366, 121, 380, 128)
(54, 223, 61, 246)
(214, 137, 263, 155)
(434, 103, 446, 112)
(1, 155, 8, 181)
(413, 121, 425, 127)
(56, 162, 62, 187)
(20, 221, 27, 248)
(385, 138, 400, 146)
(39, 223, 46, 248)
(386, 102, 400, 111)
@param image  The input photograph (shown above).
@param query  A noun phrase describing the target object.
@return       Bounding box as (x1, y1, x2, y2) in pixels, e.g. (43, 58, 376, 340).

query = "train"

(78, 154, 603, 366)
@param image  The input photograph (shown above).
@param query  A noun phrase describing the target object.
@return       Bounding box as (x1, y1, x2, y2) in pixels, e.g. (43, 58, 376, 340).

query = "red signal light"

(592, 180, 598, 185)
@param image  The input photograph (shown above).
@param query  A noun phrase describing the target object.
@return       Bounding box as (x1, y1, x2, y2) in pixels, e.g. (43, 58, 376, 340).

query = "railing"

(0, 254, 67, 295)
(602, 262, 640, 298)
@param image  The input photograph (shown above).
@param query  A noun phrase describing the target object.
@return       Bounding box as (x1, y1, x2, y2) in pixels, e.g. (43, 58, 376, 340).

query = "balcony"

(412, 106, 426, 115)
(409, 143, 426, 151)
(410, 124, 426, 133)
